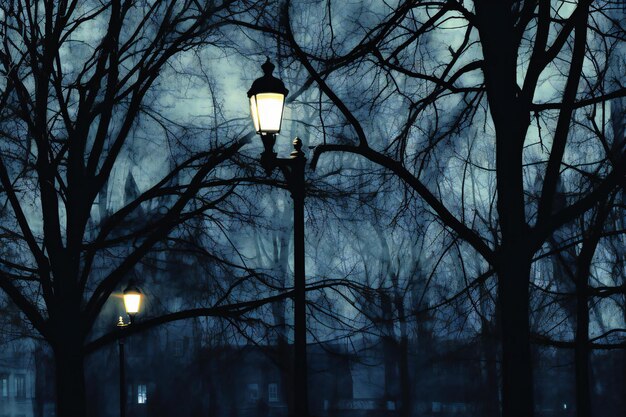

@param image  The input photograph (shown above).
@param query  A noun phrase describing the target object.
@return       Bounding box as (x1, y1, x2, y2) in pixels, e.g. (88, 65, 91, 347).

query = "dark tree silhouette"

(0, 1, 291, 416)
(229, 1, 626, 416)
(1, 1, 625, 416)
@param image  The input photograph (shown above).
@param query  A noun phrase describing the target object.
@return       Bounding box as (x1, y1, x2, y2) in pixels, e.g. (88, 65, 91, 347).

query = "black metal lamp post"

(248, 58, 309, 417)
(117, 284, 143, 417)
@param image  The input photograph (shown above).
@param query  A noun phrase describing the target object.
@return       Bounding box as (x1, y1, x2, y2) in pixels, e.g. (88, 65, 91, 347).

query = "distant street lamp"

(117, 283, 143, 417)
(248, 58, 309, 417)
(122, 285, 142, 322)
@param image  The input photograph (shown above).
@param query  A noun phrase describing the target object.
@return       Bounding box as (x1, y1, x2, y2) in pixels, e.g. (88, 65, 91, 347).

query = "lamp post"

(248, 58, 309, 417)
(117, 284, 143, 417)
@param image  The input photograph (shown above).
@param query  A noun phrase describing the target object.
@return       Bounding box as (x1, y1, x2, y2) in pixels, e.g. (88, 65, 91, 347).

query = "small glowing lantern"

(247, 58, 289, 135)
(123, 284, 142, 318)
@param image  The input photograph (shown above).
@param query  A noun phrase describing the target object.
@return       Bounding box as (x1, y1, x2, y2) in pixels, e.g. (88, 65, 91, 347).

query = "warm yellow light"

(123, 292, 141, 315)
(250, 95, 260, 133)
(250, 93, 285, 134)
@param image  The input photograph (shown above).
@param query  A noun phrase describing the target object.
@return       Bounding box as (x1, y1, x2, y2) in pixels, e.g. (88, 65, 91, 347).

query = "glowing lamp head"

(123, 284, 142, 316)
(247, 58, 288, 135)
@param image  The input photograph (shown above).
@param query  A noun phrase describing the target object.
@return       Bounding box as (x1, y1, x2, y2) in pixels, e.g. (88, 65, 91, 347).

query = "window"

(137, 384, 147, 404)
(247, 383, 259, 401)
(0, 375, 8, 397)
(15, 374, 25, 399)
(268, 383, 278, 402)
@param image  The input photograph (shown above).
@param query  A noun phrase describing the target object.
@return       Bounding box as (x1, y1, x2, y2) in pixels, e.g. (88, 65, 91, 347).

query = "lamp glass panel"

(255, 93, 284, 133)
(124, 293, 141, 314)
(249, 96, 260, 133)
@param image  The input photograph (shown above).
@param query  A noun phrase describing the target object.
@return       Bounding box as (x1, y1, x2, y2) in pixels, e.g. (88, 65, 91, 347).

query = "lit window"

(0, 375, 8, 397)
(137, 384, 147, 404)
(247, 383, 259, 401)
(268, 383, 278, 402)
(15, 375, 25, 398)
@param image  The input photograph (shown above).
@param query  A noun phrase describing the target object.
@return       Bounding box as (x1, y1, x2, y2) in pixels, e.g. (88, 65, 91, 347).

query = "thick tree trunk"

(494, 124, 534, 417)
(382, 335, 396, 401)
(621, 300, 626, 417)
(54, 339, 87, 417)
(621, 295, 626, 417)
(34, 346, 49, 417)
(575, 284, 591, 417)
(479, 283, 499, 417)
(497, 254, 533, 417)
(474, 2, 534, 415)
(398, 335, 411, 417)
(574, 210, 605, 417)
(483, 334, 500, 417)
(278, 336, 294, 416)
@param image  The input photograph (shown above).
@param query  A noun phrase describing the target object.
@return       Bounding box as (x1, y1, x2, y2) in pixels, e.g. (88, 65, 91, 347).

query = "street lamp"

(248, 58, 309, 417)
(248, 58, 288, 135)
(117, 283, 143, 417)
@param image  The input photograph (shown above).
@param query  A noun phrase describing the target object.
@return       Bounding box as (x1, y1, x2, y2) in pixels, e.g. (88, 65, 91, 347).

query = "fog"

(0, 1, 625, 417)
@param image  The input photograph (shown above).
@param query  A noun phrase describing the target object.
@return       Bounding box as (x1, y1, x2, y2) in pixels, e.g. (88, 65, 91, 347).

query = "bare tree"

(228, 1, 626, 416)
(0, 1, 295, 415)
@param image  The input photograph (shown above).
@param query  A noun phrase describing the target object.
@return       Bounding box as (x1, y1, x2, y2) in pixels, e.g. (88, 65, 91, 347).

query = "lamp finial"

(290, 137, 305, 160)
(261, 58, 275, 76)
